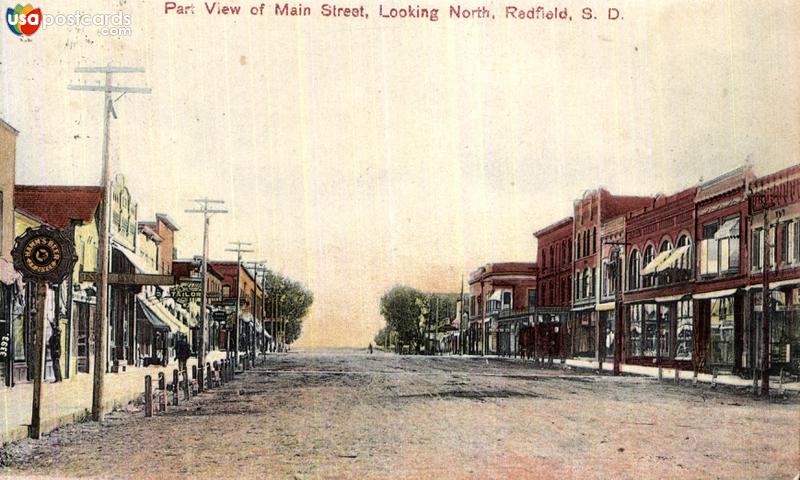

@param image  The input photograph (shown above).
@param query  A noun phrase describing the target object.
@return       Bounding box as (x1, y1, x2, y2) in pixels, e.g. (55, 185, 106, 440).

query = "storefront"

(748, 282, 800, 375)
(571, 308, 595, 358)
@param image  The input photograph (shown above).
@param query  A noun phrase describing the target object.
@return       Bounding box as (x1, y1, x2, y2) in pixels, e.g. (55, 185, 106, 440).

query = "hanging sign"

(172, 282, 202, 308)
(12, 226, 77, 284)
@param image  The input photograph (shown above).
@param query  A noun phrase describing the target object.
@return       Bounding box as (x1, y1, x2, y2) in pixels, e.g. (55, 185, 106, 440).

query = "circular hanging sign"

(12, 226, 77, 284)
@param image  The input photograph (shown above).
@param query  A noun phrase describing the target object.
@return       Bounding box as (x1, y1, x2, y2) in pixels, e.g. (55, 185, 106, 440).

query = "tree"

(262, 270, 313, 345)
(380, 286, 425, 351)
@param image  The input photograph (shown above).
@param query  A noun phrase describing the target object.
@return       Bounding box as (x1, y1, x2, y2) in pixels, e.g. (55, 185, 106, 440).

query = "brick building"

(467, 263, 537, 356)
(571, 189, 652, 359)
(746, 164, 800, 375)
(622, 187, 697, 370)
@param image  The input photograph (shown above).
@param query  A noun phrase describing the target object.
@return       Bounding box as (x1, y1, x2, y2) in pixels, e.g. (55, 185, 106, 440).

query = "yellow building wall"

(0, 124, 16, 260)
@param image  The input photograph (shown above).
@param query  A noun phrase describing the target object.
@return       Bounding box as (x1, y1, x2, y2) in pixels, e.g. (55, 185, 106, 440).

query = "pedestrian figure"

(175, 335, 192, 373)
(368, 343, 373, 354)
(48, 321, 62, 383)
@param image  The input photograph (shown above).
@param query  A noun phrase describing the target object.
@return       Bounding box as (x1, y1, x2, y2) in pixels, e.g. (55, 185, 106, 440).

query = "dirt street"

(1, 350, 798, 479)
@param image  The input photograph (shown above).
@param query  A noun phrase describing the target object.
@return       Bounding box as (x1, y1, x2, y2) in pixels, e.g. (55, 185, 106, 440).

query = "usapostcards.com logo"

(6, 3, 41, 36)
(7, 4, 133, 38)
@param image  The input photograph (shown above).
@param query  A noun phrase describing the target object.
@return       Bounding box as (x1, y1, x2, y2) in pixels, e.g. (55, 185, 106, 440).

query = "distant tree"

(380, 286, 425, 351)
(262, 270, 313, 345)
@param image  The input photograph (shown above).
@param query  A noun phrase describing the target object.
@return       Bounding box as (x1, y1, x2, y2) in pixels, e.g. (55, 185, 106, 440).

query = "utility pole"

(459, 276, 464, 355)
(761, 211, 772, 396)
(185, 198, 227, 392)
(69, 66, 150, 422)
(244, 261, 267, 366)
(226, 242, 253, 369)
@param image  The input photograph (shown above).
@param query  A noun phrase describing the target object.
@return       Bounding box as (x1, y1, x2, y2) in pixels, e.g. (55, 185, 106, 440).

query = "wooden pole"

(29, 281, 48, 439)
(144, 375, 153, 417)
(761, 211, 771, 396)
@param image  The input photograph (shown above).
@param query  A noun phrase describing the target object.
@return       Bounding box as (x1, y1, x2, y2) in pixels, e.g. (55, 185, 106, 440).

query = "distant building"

(468, 262, 537, 356)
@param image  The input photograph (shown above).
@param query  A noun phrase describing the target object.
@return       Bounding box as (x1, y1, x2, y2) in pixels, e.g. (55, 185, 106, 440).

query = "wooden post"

(206, 362, 212, 390)
(172, 369, 179, 406)
(29, 282, 48, 439)
(192, 364, 197, 380)
(158, 372, 166, 412)
(674, 367, 680, 385)
(144, 375, 153, 417)
(182, 369, 190, 400)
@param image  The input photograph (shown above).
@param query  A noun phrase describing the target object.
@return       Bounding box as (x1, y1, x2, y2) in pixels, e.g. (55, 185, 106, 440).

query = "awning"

(654, 294, 691, 303)
(240, 314, 254, 324)
(138, 294, 190, 335)
(642, 250, 673, 275)
(571, 305, 594, 312)
(596, 302, 616, 311)
(714, 217, 740, 240)
(657, 245, 691, 272)
(114, 243, 156, 274)
(488, 290, 503, 301)
(747, 279, 800, 290)
(137, 300, 170, 330)
(694, 288, 738, 300)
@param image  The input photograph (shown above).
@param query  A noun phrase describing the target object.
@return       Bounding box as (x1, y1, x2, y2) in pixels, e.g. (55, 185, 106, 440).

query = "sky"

(1, 1, 798, 348)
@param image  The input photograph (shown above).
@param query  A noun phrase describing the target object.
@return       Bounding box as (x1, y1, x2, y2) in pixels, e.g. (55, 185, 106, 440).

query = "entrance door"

(76, 302, 93, 373)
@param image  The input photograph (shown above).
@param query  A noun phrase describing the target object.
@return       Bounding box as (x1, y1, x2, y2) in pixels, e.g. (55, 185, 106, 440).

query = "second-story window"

(642, 245, 654, 288)
(628, 250, 640, 290)
(701, 215, 740, 276)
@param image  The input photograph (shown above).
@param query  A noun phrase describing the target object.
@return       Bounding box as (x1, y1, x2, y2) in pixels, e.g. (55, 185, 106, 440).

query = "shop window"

(710, 297, 735, 367)
(643, 304, 657, 357)
(675, 300, 693, 360)
(628, 305, 642, 357)
(658, 305, 671, 360)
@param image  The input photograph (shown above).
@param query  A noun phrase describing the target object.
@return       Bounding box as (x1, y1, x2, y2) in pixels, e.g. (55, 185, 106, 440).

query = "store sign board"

(12, 226, 77, 284)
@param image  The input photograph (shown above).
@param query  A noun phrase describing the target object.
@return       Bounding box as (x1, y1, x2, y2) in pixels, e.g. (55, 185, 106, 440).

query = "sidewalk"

(0, 351, 230, 446)
(564, 358, 800, 392)
(440, 353, 800, 392)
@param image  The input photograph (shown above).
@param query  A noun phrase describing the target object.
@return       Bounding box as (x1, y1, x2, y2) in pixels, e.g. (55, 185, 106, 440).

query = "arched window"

(583, 231, 588, 257)
(561, 240, 566, 265)
(592, 227, 597, 254)
(567, 240, 572, 263)
(549, 245, 555, 269)
(541, 249, 546, 268)
(642, 245, 654, 287)
(660, 238, 673, 253)
(628, 250, 640, 290)
(575, 235, 580, 259)
(549, 280, 555, 305)
(677, 234, 693, 271)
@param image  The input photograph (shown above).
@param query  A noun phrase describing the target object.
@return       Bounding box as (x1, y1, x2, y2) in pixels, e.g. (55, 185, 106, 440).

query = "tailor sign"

(12, 226, 77, 284)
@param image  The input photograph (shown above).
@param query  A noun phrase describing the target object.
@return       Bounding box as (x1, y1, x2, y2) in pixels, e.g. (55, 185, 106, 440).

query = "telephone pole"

(244, 261, 268, 366)
(69, 66, 151, 422)
(226, 242, 253, 369)
(185, 198, 227, 392)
